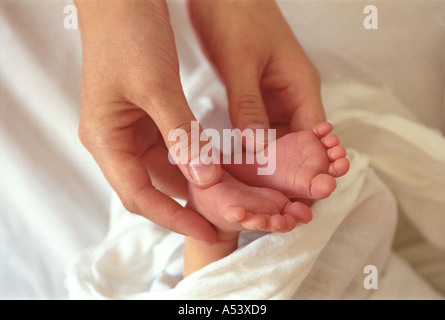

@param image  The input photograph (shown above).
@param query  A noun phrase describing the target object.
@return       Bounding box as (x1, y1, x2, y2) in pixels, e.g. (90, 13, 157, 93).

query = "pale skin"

(225, 122, 349, 200)
(75, 0, 327, 244)
(183, 122, 350, 277)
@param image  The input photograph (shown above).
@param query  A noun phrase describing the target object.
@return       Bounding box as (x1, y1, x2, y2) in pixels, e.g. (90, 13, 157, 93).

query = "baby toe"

(283, 201, 313, 224)
(269, 215, 287, 232)
(227, 206, 246, 223)
(283, 214, 298, 231)
(312, 122, 333, 138)
(321, 134, 340, 148)
(328, 145, 347, 161)
(240, 213, 267, 231)
(329, 158, 350, 177)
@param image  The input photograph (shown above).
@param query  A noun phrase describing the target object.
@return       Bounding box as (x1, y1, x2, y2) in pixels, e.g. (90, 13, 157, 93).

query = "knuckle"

(299, 61, 322, 87)
(234, 94, 265, 117)
(120, 186, 148, 216)
(167, 119, 193, 135)
(77, 93, 103, 149)
(77, 117, 93, 149)
(77, 107, 104, 150)
(121, 195, 139, 216)
(138, 78, 170, 96)
(133, 75, 181, 105)
(166, 120, 197, 161)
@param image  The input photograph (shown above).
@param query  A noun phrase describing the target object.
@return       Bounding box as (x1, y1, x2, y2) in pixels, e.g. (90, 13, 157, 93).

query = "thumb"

(225, 67, 271, 148)
(144, 91, 222, 188)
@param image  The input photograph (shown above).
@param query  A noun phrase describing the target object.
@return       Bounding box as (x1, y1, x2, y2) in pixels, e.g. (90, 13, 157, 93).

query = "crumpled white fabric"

(66, 70, 445, 299)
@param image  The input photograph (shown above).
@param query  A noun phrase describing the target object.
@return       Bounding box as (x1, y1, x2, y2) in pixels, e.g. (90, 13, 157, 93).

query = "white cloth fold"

(324, 82, 445, 251)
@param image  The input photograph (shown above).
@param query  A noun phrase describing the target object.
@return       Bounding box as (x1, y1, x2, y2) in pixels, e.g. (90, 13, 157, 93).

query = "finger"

(132, 184, 218, 245)
(275, 55, 326, 131)
(140, 87, 222, 188)
(95, 148, 218, 244)
(290, 99, 326, 131)
(140, 144, 188, 200)
(224, 66, 271, 149)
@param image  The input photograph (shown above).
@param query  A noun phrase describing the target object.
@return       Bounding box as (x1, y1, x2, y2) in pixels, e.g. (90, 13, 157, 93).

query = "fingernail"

(188, 158, 217, 186)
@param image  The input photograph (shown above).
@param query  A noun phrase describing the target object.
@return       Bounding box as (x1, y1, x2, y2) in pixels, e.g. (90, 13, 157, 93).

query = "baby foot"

(187, 170, 312, 240)
(225, 122, 350, 200)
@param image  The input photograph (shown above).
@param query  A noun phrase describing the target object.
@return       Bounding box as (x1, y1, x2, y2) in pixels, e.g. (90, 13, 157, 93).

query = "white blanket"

(66, 69, 445, 299)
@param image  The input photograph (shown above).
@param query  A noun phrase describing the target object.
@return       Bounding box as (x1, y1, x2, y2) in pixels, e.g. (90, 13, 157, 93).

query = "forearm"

(183, 235, 238, 277)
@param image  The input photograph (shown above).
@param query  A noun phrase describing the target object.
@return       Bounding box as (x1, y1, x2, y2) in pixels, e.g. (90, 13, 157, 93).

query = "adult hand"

(75, 0, 221, 244)
(188, 0, 326, 138)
